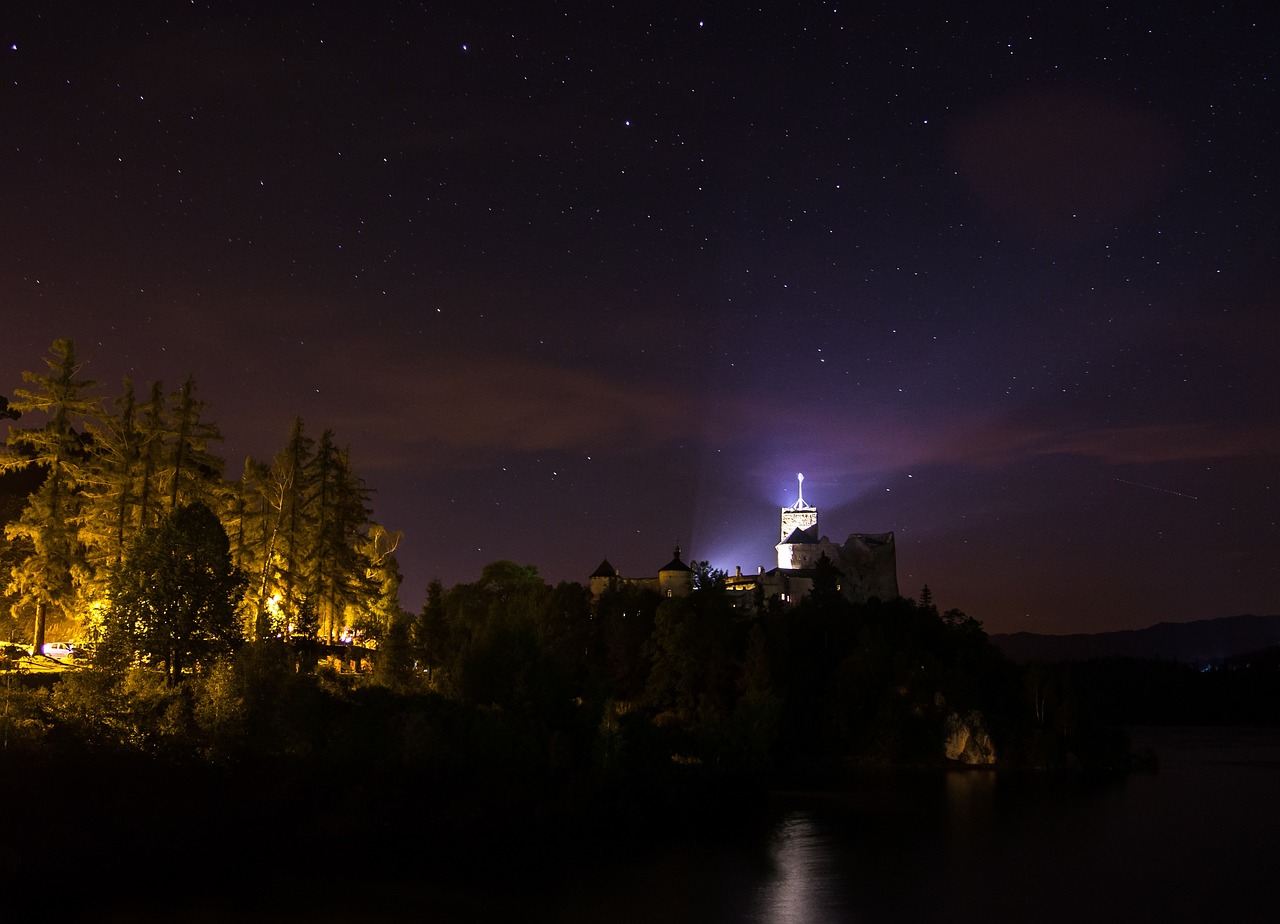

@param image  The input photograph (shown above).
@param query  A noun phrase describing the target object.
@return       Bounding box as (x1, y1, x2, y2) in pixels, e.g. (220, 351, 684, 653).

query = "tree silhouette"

(105, 502, 246, 685)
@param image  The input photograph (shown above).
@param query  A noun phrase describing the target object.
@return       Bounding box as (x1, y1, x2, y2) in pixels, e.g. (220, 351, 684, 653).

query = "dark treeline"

(1024, 654, 1280, 728)
(2, 558, 1137, 801)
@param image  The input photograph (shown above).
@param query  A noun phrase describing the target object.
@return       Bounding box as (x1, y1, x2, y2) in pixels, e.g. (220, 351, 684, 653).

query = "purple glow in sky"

(3, 2, 1276, 633)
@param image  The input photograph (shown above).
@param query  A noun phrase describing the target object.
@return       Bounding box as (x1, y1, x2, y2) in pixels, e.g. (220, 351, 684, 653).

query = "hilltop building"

(590, 545, 693, 599)
(590, 474, 898, 606)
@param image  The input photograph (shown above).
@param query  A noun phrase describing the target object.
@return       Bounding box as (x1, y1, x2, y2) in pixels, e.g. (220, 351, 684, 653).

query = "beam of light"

(1114, 478, 1199, 501)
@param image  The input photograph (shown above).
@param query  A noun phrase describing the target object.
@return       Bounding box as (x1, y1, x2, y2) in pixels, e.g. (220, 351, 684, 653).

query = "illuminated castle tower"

(777, 472, 818, 567)
(593, 472, 898, 606)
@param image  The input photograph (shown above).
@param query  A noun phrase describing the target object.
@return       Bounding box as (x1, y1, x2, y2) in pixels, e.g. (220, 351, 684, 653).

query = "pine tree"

(307, 431, 374, 642)
(355, 522, 404, 645)
(272, 418, 315, 638)
(416, 578, 447, 685)
(77, 378, 144, 610)
(134, 381, 167, 532)
(2, 339, 100, 652)
(165, 375, 224, 511)
(224, 456, 275, 637)
(104, 501, 245, 685)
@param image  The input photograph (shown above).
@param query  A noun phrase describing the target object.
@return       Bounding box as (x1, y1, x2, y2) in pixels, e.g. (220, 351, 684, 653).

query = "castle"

(590, 474, 899, 606)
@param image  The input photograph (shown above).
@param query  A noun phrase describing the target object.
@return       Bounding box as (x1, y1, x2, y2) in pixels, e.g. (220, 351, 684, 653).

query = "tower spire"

(780, 472, 818, 543)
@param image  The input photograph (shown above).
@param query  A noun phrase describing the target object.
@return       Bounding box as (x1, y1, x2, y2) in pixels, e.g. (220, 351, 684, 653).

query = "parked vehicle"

(41, 642, 76, 659)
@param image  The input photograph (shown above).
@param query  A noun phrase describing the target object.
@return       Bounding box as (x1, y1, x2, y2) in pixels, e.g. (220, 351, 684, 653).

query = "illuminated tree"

(2, 339, 100, 652)
(306, 430, 374, 642)
(352, 522, 405, 644)
(164, 375, 224, 511)
(231, 420, 386, 644)
(74, 374, 225, 629)
(270, 418, 315, 636)
(226, 419, 313, 639)
(77, 378, 144, 609)
(0, 466, 43, 641)
(133, 381, 168, 531)
(104, 501, 245, 685)
(226, 456, 278, 638)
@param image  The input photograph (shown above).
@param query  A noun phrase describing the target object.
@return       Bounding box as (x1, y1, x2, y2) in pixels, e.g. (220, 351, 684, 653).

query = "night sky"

(3, 3, 1276, 634)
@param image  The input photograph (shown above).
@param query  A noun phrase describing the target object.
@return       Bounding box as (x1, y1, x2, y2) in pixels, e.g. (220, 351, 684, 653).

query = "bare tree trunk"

(33, 601, 47, 655)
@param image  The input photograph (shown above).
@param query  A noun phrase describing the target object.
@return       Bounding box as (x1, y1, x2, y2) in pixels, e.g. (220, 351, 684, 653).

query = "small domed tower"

(657, 544, 693, 598)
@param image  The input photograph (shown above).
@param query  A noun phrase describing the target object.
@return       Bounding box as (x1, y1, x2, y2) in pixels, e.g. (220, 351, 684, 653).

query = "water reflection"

(256, 729, 1280, 923)
(751, 813, 840, 923)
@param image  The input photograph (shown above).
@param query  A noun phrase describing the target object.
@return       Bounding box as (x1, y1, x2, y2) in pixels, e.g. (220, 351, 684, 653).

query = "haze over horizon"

(3, 2, 1276, 634)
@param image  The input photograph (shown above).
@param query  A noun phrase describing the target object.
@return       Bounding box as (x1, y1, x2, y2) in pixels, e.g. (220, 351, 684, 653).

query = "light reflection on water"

(735, 728, 1280, 923)
(87, 728, 1280, 922)
(750, 813, 838, 923)
(745, 770, 1003, 923)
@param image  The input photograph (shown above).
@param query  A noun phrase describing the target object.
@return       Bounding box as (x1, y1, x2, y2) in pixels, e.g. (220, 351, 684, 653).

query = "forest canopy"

(1, 338, 403, 653)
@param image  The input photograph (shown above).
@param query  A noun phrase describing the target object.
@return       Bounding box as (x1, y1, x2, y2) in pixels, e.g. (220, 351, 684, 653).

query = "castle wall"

(770, 531, 899, 603)
(836, 532, 899, 601)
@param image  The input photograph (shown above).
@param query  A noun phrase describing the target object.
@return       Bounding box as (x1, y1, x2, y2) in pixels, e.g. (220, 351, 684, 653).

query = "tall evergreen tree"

(165, 375, 224, 511)
(224, 456, 275, 637)
(134, 381, 167, 532)
(354, 522, 404, 645)
(104, 501, 245, 685)
(2, 339, 100, 651)
(271, 418, 315, 638)
(77, 378, 144, 610)
(307, 431, 374, 642)
(416, 578, 447, 686)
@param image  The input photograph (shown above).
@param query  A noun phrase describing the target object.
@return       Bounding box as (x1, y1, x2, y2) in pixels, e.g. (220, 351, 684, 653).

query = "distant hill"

(991, 613, 1280, 664)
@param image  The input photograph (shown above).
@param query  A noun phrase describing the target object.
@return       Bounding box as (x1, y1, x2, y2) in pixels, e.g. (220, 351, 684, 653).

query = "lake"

(515, 727, 1280, 923)
(86, 727, 1279, 922)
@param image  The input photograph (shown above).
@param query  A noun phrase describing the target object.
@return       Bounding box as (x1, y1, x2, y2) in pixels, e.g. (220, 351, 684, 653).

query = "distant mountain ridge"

(990, 613, 1280, 664)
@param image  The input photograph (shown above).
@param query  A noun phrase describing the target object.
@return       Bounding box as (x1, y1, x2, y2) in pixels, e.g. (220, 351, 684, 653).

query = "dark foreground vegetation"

(1025, 652, 1280, 727)
(8, 590, 1272, 921)
(0, 575, 1147, 917)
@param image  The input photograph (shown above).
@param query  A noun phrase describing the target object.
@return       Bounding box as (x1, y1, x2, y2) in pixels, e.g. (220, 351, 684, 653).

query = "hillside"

(991, 613, 1280, 664)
